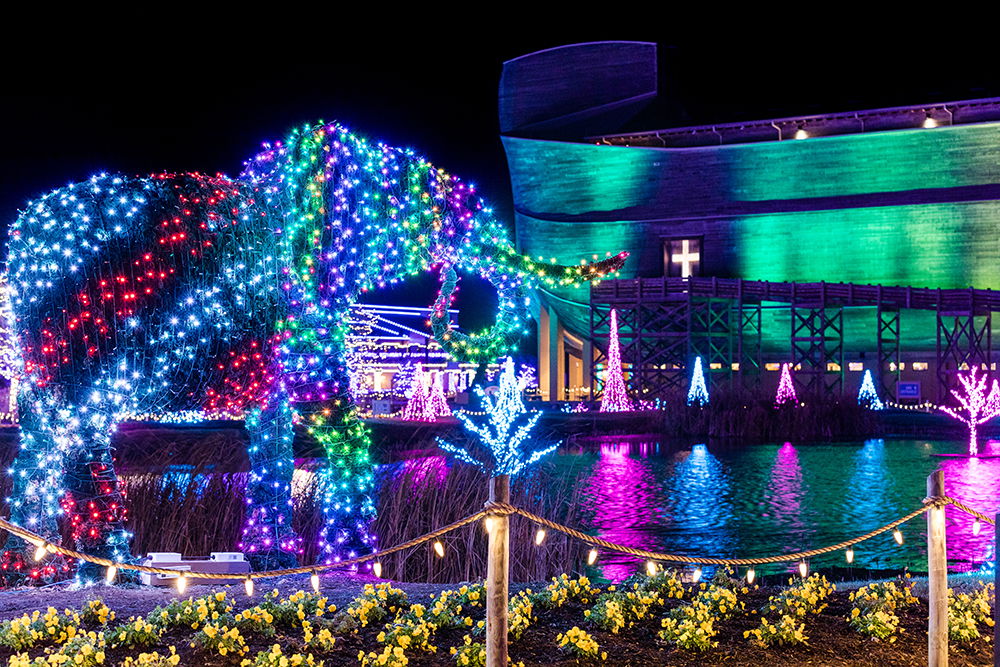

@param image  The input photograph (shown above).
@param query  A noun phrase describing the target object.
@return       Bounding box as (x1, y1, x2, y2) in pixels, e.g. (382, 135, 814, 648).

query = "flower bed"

(0, 573, 992, 666)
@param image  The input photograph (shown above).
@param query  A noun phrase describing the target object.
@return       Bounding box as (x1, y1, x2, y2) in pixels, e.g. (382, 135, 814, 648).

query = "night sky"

(4, 37, 998, 334)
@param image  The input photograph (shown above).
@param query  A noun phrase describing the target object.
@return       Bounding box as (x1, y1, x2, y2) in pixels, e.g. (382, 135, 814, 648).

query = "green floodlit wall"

(504, 123, 1000, 356)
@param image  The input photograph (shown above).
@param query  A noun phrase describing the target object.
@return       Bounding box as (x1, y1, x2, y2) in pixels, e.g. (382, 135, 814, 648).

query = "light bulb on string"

(645, 560, 657, 577)
(245, 577, 254, 597)
(846, 546, 855, 564)
(534, 528, 546, 546)
(746, 567, 756, 584)
(311, 571, 320, 594)
(105, 566, 117, 585)
(893, 528, 904, 545)
(973, 519, 982, 536)
(798, 560, 808, 578)
(373, 561, 382, 578)
(33, 542, 48, 562)
(433, 541, 445, 558)
(587, 549, 598, 566)
(692, 566, 702, 583)
(176, 574, 188, 595)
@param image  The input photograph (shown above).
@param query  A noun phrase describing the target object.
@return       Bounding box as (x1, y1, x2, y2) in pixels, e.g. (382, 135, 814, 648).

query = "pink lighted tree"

(427, 372, 452, 418)
(401, 364, 435, 421)
(774, 363, 798, 407)
(938, 367, 1000, 456)
(600, 309, 633, 412)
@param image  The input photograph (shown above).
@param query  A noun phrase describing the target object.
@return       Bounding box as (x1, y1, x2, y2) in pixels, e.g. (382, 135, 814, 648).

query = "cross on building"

(669, 239, 701, 278)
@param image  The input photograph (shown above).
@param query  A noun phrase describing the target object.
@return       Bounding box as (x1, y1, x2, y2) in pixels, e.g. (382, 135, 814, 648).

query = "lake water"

(550, 437, 998, 581)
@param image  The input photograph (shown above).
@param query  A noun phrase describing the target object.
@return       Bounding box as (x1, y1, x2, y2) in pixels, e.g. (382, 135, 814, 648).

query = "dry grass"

(371, 460, 587, 583)
(121, 469, 247, 557)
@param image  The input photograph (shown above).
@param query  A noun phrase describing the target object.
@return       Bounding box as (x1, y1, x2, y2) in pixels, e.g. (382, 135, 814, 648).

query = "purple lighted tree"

(775, 363, 798, 407)
(938, 367, 1000, 456)
(600, 309, 633, 412)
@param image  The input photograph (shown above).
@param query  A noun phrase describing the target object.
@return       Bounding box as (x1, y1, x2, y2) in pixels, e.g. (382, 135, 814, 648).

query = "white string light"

(746, 567, 756, 584)
(534, 528, 546, 546)
(846, 546, 855, 564)
(311, 571, 320, 594)
(244, 577, 254, 597)
(645, 560, 657, 577)
(692, 566, 702, 583)
(798, 560, 809, 577)
(587, 549, 598, 566)
(973, 519, 982, 536)
(893, 528, 904, 545)
(373, 562, 382, 578)
(176, 573, 188, 595)
(105, 565, 117, 585)
(433, 541, 445, 558)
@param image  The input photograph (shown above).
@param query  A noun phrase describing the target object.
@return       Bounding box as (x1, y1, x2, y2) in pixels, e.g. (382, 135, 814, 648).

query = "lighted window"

(663, 238, 701, 278)
(912, 362, 928, 371)
(709, 362, 722, 370)
(848, 362, 863, 372)
(889, 362, 906, 372)
(827, 362, 841, 372)
(765, 363, 780, 371)
(731, 362, 740, 371)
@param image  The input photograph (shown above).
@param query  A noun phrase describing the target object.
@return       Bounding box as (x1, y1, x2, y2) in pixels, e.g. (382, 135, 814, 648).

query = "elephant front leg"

(241, 391, 301, 570)
(301, 402, 376, 566)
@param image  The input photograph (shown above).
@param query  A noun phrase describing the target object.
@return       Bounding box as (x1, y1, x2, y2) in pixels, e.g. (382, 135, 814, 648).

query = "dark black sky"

(3, 35, 998, 332)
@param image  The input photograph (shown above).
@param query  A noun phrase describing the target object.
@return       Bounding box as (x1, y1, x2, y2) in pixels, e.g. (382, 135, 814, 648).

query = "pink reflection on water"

(940, 444, 1000, 570)
(585, 439, 660, 581)
(765, 442, 808, 551)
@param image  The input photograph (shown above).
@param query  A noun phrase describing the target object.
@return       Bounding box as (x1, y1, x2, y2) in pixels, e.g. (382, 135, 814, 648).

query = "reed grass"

(370, 459, 587, 583)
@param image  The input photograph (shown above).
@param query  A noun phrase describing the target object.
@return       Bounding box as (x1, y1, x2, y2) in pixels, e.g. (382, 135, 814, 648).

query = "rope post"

(927, 470, 948, 667)
(486, 474, 510, 667)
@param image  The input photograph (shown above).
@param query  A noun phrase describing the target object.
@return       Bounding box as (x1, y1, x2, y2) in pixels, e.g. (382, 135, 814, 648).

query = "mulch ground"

(0, 572, 992, 666)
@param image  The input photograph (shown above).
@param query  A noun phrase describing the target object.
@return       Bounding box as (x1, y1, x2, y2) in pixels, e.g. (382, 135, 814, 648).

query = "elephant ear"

(429, 265, 528, 364)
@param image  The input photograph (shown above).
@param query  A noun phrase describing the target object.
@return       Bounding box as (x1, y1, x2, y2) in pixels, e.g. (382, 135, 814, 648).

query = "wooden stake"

(486, 474, 510, 667)
(927, 470, 948, 667)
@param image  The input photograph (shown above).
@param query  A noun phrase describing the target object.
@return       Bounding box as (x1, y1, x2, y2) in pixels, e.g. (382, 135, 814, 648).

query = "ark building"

(499, 42, 1000, 404)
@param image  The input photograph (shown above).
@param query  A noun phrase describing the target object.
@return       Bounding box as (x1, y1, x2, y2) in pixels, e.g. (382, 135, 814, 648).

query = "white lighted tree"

(437, 357, 558, 476)
(938, 367, 1000, 456)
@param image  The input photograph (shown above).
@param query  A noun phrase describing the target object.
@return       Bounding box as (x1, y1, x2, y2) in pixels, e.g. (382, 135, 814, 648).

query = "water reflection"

(941, 453, 1000, 570)
(764, 442, 808, 552)
(552, 436, 990, 580)
(583, 440, 662, 581)
(662, 444, 732, 560)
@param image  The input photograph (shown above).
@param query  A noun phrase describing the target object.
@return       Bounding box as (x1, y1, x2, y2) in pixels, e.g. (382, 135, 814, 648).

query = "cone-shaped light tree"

(401, 364, 434, 421)
(857, 369, 884, 410)
(600, 309, 633, 412)
(938, 367, 1000, 456)
(427, 372, 452, 418)
(687, 356, 709, 407)
(437, 357, 558, 476)
(775, 363, 798, 407)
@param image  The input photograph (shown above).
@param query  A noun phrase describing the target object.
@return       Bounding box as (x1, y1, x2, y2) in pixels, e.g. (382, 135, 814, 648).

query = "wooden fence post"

(927, 470, 948, 667)
(486, 474, 510, 667)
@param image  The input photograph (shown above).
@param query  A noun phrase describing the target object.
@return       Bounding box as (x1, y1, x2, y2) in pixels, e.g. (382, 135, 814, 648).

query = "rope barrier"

(0, 493, 992, 582)
(0, 509, 490, 581)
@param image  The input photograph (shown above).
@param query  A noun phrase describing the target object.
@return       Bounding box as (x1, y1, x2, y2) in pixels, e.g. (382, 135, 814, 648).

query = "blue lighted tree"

(687, 356, 709, 407)
(436, 357, 558, 477)
(857, 369, 884, 410)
